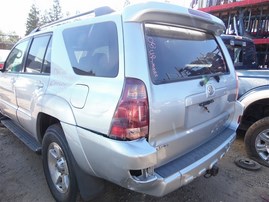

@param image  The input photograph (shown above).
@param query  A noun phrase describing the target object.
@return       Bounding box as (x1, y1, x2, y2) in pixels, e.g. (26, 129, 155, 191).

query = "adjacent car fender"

(238, 86, 269, 109)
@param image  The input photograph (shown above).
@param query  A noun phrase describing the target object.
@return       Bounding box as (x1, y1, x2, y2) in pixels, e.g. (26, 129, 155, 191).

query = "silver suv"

(0, 2, 243, 201)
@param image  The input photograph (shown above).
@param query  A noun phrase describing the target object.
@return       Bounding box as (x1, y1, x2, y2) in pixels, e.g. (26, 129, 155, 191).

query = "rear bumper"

(120, 127, 236, 197)
(64, 122, 236, 197)
(147, 127, 236, 196)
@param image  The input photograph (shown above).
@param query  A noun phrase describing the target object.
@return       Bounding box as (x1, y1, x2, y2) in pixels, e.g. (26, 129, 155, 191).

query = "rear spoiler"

(122, 2, 225, 36)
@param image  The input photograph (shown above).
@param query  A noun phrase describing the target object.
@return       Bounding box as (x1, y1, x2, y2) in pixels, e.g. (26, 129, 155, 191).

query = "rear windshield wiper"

(199, 74, 221, 86)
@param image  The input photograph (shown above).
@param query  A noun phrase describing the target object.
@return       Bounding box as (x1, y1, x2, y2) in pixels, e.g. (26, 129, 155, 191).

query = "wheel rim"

(255, 129, 269, 164)
(47, 142, 70, 193)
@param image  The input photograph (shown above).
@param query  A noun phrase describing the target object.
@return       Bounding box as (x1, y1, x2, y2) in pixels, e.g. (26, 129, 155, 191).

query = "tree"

(25, 4, 40, 35)
(124, 0, 130, 7)
(40, 10, 51, 25)
(43, 0, 63, 24)
(0, 30, 20, 49)
(6, 32, 20, 44)
(0, 30, 7, 43)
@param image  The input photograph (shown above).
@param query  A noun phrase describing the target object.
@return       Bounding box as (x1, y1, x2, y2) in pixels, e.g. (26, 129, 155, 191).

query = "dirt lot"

(0, 126, 268, 202)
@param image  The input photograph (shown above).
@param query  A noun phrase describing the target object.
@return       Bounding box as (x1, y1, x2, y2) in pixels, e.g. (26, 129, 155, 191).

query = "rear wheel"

(244, 117, 269, 167)
(42, 124, 78, 202)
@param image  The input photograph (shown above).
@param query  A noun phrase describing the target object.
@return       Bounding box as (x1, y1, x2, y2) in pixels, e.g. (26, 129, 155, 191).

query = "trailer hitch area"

(204, 164, 219, 178)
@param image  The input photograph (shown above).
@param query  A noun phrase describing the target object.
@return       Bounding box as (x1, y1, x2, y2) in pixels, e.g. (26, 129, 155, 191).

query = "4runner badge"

(206, 83, 215, 97)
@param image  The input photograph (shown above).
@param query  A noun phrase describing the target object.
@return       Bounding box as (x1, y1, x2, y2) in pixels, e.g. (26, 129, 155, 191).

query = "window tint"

(63, 21, 118, 77)
(25, 35, 51, 74)
(6, 40, 29, 72)
(145, 24, 228, 84)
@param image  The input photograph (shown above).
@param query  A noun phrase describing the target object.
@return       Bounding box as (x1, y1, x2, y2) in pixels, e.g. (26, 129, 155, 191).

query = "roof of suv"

(29, 2, 225, 36)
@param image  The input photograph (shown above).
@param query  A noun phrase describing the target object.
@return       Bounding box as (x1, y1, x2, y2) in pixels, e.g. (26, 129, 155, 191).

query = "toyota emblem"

(206, 83, 215, 97)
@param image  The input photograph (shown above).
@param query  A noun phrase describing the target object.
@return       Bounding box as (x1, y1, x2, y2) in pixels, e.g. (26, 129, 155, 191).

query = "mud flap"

(70, 152, 105, 200)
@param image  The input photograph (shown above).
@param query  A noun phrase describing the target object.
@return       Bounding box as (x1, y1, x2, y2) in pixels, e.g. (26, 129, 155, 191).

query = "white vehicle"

(0, 2, 243, 201)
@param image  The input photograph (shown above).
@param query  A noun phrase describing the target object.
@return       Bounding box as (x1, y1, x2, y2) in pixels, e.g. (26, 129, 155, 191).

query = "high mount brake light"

(109, 78, 149, 140)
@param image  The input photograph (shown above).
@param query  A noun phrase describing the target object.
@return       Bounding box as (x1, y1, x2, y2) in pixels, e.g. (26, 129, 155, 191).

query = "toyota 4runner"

(0, 2, 243, 201)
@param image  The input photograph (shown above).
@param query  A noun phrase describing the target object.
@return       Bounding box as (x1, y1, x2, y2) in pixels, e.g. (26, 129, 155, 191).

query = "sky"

(0, 0, 192, 37)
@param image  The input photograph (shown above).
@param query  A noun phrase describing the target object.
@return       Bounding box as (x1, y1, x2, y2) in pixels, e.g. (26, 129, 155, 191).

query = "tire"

(244, 117, 269, 168)
(42, 124, 78, 202)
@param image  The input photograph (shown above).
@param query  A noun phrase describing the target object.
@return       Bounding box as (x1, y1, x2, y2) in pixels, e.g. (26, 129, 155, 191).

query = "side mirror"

(16, 50, 22, 59)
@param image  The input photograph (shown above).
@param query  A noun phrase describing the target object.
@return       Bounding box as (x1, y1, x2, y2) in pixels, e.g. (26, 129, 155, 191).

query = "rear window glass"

(145, 24, 228, 84)
(63, 21, 118, 77)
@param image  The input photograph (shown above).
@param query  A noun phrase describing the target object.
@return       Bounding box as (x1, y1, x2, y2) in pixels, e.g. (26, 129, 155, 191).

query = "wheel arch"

(239, 94, 269, 132)
(35, 95, 76, 143)
(36, 113, 60, 143)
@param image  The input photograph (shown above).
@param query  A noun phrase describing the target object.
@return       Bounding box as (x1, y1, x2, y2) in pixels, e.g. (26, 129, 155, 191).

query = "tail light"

(109, 78, 149, 140)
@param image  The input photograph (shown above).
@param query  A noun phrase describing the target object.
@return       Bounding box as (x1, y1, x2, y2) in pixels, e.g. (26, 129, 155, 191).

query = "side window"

(63, 21, 119, 77)
(25, 35, 51, 74)
(5, 40, 29, 73)
(234, 46, 243, 65)
(42, 38, 52, 74)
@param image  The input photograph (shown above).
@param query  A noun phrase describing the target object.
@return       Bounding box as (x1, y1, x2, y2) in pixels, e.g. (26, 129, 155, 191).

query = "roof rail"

(30, 6, 115, 34)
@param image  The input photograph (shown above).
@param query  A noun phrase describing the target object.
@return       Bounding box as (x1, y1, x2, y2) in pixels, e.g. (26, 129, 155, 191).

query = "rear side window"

(25, 35, 51, 74)
(63, 21, 119, 77)
(145, 24, 228, 84)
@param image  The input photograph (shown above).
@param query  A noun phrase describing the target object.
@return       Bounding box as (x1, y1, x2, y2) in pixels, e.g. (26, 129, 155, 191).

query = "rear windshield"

(145, 24, 228, 84)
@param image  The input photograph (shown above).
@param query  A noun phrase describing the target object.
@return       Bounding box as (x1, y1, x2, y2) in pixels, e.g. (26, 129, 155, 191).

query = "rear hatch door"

(144, 23, 237, 165)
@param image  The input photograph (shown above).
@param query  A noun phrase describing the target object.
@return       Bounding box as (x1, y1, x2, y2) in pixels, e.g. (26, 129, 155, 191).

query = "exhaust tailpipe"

(204, 165, 219, 178)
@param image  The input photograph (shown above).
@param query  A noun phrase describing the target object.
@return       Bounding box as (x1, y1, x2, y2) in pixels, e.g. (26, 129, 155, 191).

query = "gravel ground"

(0, 127, 268, 202)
